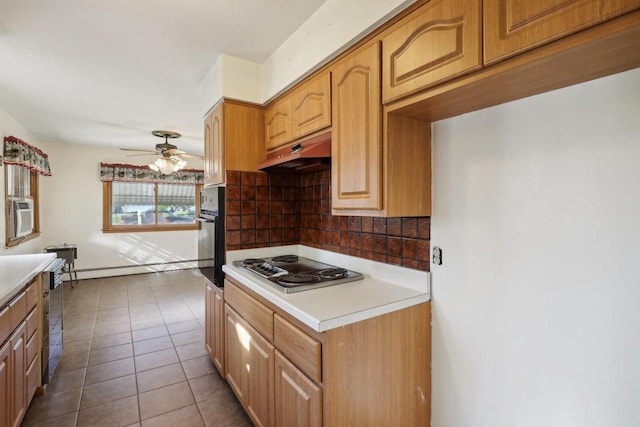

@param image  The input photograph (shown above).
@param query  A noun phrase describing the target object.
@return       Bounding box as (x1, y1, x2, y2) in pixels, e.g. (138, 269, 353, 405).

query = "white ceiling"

(0, 0, 326, 156)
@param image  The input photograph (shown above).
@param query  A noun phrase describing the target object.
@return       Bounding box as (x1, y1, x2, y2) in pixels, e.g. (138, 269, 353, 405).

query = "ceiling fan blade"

(126, 153, 160, 157)
(180, 153, 204, 160)
(120, 148, 158, 154)
(166, 148, 186, 155)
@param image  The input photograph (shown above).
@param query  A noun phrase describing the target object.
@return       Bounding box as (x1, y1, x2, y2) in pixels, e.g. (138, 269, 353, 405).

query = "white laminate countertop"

(222, 245, 430, 332)
(0, 253, 56, 308)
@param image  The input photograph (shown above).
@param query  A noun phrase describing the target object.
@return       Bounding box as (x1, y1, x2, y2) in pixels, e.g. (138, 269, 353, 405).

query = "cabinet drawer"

(27, 330, 38, 366)
(274, 314, 321, 383)
(9, 291, 27, 332)
(26, 308, 38, 341)
(382, 0, 482, 103)
(26, 280, 39, 312)
(0, 305, 10, 344)
(224, 279, 274, 342)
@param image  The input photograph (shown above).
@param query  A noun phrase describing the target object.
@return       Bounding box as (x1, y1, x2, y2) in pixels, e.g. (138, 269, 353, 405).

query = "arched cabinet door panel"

(484, 0, 640, 63)
(291, 71, 331, 140)
(382, 0, 482, 103)
(331, 41, 383, 212)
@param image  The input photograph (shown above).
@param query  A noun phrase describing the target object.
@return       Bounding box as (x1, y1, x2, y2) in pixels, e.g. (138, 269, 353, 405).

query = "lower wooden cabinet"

(204, 285, 213, 360)
(205, 284, 225, 376)
(25, 354, 39, 408)
(0, 340, 10, 427)
(274, 350, 322, 427)
(211, 287, 225, 374)
(225, 305, 275, 427)
(245, 320, 275, 427)
(222, 276, 431, 426)
(1, 277, 43, 427)
(224, 305, 248, 403)
(9, 322, 27, 427)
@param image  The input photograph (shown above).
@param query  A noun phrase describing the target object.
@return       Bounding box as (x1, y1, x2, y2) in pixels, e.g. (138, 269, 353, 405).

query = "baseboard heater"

(75, 258, 203, 273)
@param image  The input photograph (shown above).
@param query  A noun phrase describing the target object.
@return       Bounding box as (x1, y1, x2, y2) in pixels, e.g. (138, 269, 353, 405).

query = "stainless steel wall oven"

(197, 186, 225, 287)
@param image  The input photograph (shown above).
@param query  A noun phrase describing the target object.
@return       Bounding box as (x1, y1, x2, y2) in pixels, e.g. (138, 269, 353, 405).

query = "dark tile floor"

(22, 269, 252, 427)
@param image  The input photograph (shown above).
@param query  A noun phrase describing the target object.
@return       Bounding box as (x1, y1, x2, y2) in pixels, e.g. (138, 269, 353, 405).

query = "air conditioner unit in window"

(12, 198, 34, 238)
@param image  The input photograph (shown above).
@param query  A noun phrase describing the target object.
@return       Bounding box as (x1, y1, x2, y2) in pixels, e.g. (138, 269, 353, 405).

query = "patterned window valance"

(100, 162, 204, 185)
(3, 136, 52, 176)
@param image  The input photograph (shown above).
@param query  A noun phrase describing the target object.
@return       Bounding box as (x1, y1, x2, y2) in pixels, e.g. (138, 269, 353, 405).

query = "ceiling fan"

(120, 130, 202, 174)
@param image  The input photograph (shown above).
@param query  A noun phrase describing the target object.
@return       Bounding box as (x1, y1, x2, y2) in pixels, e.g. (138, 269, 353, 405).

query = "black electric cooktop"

(233, 254, 364, 293)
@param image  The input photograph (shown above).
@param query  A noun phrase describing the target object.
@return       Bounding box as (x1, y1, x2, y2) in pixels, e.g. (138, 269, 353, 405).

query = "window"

(102, 181, 201, 232)
(4, 164, 40, 246)
(100, 162, 204, 233)
(3, 135, 50, 246)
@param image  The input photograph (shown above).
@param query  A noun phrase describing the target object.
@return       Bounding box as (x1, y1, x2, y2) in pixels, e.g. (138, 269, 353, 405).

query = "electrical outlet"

(432, 247, 443, 265)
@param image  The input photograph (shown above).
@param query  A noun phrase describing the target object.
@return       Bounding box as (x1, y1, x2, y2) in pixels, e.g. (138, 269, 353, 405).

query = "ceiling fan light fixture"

(149, 156, 185, 175)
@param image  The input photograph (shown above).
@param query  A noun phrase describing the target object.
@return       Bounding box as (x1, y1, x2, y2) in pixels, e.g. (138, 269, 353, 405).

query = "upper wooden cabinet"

(484, 0, 640, 64)
(265, 71, 332, 151)
(331, 40, 431, 217)
(204, 99, 264, 186)
(291, 72, 331, 140)
(265, 96, 292, 151)
(382, 0, 482, 103)
(331, 41, 383, 212)
(204, 104, 223, 185)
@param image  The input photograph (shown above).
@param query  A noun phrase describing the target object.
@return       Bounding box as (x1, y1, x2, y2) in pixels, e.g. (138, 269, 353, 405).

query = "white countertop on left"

(0, 253, 56, 307)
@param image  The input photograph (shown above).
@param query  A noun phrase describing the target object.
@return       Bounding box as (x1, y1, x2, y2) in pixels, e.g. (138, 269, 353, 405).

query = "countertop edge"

(223, 264, 430, 333)
(0, 253, 56, 308)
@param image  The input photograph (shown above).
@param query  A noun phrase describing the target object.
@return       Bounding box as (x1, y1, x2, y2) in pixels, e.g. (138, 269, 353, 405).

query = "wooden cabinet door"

(246, 326, 275, 427)
(203, 113, 213, 185)
(9, 323, 26, 427)
(225, 304, 275, 427)
(274, 351, 322, 427)
(25, 354, 39, 407)
(265, 97, 292, 151)
(484, 0, 640, 64)
(205, 284, 214, 359)
(209, 104, 225, 185)
(291, 72, 331, 139)
(225, 305, 249, 402)
(212, 287, 225, 375)
(382, 0, 482, 103)
(331, 41, 383, 212)
(0, 340, 10, 427)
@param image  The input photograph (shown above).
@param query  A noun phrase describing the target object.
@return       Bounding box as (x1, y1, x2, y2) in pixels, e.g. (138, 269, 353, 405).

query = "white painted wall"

(260, 0, 414, 101)
(430, 68, 640, 427)
(37, 141, 204, 279)
(199, 0, 416, 110)
(199, 54, 263, 115)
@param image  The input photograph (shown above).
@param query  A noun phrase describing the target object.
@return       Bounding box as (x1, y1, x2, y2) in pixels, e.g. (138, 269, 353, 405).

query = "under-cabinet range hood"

(258, 132, 331, 173)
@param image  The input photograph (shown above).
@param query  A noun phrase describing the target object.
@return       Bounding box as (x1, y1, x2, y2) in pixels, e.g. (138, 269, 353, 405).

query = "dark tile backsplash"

(225, 169, 430, 272)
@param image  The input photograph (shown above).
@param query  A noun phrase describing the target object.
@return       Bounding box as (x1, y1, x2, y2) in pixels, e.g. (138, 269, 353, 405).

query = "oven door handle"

(195, 217, 215, 223)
